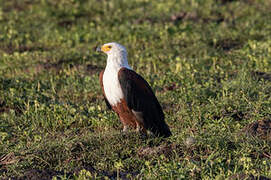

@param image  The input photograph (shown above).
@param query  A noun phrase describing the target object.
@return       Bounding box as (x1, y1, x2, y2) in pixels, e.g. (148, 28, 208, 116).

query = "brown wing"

(118, 68, 171, 137)
(99, 70, 111, 110)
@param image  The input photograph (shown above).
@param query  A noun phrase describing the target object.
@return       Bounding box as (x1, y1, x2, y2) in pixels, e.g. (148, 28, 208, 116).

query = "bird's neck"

(106, 54, 131, 71)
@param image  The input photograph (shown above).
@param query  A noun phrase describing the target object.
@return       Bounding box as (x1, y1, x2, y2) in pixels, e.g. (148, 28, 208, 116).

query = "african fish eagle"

(97, 42, 171, 137)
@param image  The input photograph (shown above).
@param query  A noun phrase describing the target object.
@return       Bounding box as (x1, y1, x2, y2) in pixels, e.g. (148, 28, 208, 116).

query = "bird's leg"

(119, 115, 130, 133)
(132, 110, 146, 134)
(136, 122, 147, 136)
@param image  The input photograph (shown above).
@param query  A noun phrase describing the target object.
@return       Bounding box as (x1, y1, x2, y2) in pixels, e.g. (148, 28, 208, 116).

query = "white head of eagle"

(97, 42, 171, 138)
(98, 42, 130, 69)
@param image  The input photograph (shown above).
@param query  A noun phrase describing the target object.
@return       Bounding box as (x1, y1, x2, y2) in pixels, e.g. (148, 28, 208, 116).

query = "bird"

(96, 42, 171, 137)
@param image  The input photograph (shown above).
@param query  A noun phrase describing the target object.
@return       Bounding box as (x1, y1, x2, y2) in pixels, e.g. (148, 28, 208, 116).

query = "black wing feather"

(118, 68, 171, 137)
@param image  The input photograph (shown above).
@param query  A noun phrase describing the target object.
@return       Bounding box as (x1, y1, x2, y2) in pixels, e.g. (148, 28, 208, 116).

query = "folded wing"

(118, 68, 171, 137)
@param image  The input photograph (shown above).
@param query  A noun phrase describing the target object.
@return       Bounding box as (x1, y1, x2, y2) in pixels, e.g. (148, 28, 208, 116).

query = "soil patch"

(213, 110, 247, 121)
(137, 143, 174, 158)
(242, 119, 271, 140)
(0, 43, 52, 54)
(0, 101, 23, 115)
(209, 38, 245, 51)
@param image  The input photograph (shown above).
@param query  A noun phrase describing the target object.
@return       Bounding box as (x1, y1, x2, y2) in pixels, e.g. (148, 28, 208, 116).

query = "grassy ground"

(1, 0, 271, 179)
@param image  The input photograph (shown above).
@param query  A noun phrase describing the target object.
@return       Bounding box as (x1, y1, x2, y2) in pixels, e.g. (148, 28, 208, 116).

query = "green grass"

(1, 0, 271, 179)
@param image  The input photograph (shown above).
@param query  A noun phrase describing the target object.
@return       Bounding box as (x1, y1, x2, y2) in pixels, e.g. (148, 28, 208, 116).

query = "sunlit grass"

(1, 0, 271, 179)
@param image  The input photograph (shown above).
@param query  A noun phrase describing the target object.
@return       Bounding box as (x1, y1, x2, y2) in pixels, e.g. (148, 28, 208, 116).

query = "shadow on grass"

(252, 71, 271, 82)
(229, 173, 271, 180)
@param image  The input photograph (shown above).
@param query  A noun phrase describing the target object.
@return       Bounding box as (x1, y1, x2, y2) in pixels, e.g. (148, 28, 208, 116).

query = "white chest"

(103, 67, 124, 105)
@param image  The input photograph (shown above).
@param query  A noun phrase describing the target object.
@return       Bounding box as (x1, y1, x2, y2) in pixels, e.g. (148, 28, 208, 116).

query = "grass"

(1, 0, 271, 179)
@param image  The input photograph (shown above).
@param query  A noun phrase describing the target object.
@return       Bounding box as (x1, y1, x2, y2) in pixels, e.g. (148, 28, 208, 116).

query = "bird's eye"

(101, 45, 112, 52)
